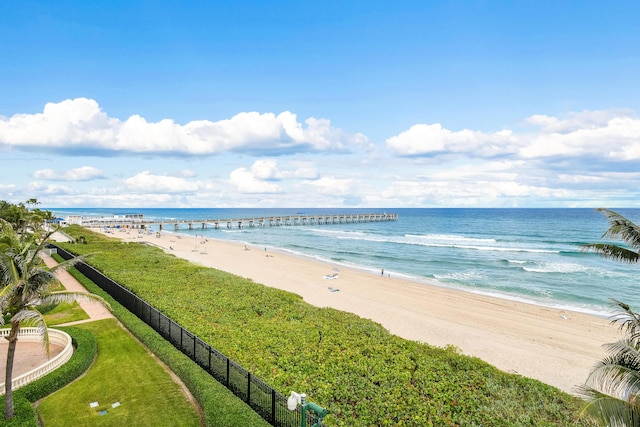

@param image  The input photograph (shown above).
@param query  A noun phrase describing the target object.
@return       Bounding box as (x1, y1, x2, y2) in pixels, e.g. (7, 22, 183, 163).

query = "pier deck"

(75, 212, 398, 230)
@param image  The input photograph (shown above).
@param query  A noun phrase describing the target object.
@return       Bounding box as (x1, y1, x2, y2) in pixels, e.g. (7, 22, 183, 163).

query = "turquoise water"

(51, 207, 640, 316)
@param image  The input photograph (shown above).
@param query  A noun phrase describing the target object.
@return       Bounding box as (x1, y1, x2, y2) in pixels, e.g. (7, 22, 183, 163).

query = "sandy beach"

(94, 227, 621, 394)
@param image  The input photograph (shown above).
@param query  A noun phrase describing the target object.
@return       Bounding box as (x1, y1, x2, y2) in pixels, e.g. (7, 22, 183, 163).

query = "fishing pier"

(69, 212, 398, 231)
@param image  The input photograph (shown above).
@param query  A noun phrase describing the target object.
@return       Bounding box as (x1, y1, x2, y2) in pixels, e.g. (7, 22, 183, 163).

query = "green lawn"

(37, 319, 202, 427)
(42, 301, 89, 326)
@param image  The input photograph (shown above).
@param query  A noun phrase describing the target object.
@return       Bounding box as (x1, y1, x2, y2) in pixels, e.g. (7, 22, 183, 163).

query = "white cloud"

(33, 166, 105, 181)
(386, 123, 515, 157)
(0, 98, 370, 156)
(523, 109, 632, 133)
(249, 159, 319, 180)
(227, 159, 319, 193)
(3, 104, 640, 208)
(307, 176, 354, 196)
(250, 160, 281, 180)
(387, 110, 640, 165)
(122, 171, 213, 194)
(179, 169, 197, 178)
(520, 111, 640, 160)
(26, 181, 76, 195)
(0, 184, 15, 194)
(229, 168, 281, 193)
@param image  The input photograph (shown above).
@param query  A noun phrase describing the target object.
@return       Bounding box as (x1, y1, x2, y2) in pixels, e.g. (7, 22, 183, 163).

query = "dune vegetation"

(59, 225, 590, 426)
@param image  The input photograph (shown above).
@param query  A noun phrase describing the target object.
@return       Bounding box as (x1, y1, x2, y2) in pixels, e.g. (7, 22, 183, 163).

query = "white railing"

(0, 327, 73, 394)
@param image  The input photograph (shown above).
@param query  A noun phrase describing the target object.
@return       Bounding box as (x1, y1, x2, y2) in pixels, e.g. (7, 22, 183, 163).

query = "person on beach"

(381, 268, 384, 276)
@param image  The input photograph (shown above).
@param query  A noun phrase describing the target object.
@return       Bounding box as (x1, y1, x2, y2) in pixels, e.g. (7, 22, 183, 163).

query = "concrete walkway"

(0, 253, 113, 381)
(41, 252, 114, 325)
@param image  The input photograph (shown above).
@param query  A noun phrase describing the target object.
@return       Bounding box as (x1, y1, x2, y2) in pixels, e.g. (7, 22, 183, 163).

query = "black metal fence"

(53, 245, 319, 427)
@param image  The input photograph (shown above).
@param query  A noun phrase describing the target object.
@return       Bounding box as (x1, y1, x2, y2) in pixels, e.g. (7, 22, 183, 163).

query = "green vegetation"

(0, 218, 109, 420)
(41, 301, 89, 326)
(38, 318, 202, 427)
(58, 254, 271, 427)
(0, 327, 97, 425)
(60, 225, 589, 426)
(578, 209, 640, 425)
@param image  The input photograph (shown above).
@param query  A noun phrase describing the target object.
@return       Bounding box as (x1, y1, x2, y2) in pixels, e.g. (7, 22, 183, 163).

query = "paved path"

(41, 252, 114, 325)
(0, 253, 114, 382)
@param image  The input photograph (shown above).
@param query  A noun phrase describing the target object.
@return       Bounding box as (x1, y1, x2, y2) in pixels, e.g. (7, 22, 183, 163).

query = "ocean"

(51, 207, 640, 317)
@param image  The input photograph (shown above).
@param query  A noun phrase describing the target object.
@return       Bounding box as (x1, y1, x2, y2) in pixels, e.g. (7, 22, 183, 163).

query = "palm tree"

(577, 209, 640, 425)
(0, 219, 110, 419)
(576, 299, 640, 425)
(25, 198, 39, 210)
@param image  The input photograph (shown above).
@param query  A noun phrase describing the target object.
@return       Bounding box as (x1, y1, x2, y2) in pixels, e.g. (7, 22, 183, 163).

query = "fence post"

(226, 358, 230, 387)
(271, 389, 276, 424)
(247, 372, 251, 404)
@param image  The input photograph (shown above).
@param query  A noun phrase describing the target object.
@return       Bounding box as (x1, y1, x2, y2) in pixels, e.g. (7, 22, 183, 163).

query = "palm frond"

(610, 299, 640, 337)
(586, 362, 640, 399)
(47, 253, 91, 275)
(577, 384, 640, 427)
(42, 291, 112, 312)
(596, 208, 640, 249)
(582, 243, 639, 263)
(10, 308, 50, 355)
(599, 342, 640, 372)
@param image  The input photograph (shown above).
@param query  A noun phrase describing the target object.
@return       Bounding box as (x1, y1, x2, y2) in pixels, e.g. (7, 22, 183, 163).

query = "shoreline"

(249, 243, 614, 319)
(92, 227, 620, 394)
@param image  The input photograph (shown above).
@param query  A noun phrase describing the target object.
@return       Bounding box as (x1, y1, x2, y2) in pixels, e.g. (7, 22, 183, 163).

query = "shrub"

(0, 327, 97, 425)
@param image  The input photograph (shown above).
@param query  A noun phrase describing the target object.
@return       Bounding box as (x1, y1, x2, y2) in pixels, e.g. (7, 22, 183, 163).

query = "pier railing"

(52, 245, 316, 427)
(74, 212, 398, 230)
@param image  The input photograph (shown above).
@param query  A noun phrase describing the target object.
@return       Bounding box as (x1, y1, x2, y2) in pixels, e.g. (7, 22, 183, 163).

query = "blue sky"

(1, 1, 639, 208)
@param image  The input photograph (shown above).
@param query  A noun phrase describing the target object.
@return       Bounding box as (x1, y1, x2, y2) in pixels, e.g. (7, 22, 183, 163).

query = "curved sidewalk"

(0, 253, 114, 381)
(41, 252, 114, 325)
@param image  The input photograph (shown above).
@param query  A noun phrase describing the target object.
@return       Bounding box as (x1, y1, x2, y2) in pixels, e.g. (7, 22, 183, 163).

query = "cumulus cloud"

(307, 176, 354, 196)
(122, 171, 214, 194)
(250, 159, 318, 180)
(26, 181, 76, 195)
(228, 159, 318, 193)
(229, 168, 281, 193)
(520, 112, 640, 160)
(0, 98, 370, 156)
(33, 166, 105, 181)
(523, 109, 633, 133)
(387, 110, 640, 165)
(386, 123, 515, 157)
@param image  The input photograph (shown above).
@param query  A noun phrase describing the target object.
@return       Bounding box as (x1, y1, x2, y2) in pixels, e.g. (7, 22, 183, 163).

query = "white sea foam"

(309, 230, 560, 254)
(523, 262, 594, 274)
(406, 233, 497, 244)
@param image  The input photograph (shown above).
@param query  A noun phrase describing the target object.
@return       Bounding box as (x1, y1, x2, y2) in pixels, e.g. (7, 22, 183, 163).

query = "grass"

(37, 319, 202, 427)
(41, 301, 89, 326)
